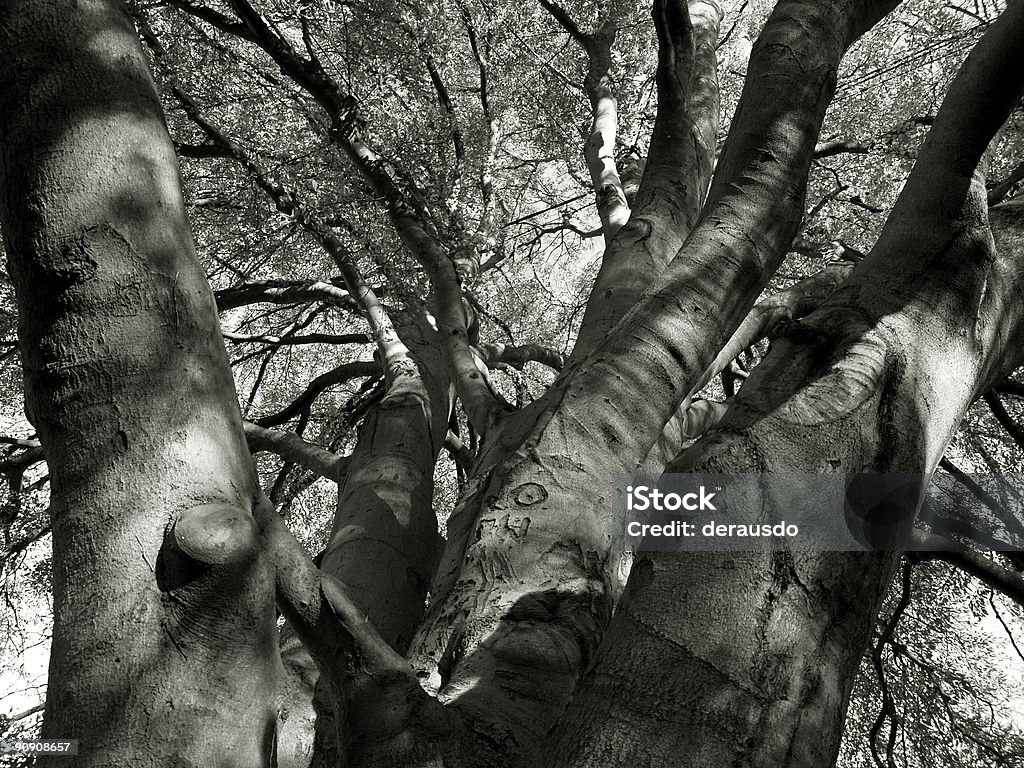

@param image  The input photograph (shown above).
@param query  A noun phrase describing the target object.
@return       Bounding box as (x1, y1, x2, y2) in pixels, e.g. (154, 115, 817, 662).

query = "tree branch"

(169, 77, 429, 400)
(570, 0, 722, 357)
(938, 456, 1024, 543)
(988, 158, 1024, 205)
(457, 0, 501, 245)
(172, 85, 316, 222)
(0, 525, 52, 572)
(573, 0, 902, 452)
(5, 703, 44, 724)
(243, 421, 347, 481)
(634, 0, 721, 226)
(0, 436, 40, 449)
(642, 261, 854, 471)
(693, 261, 854, 397)
(444, 430, 476, 470)
(985, 391, 1024, 451)
(254, 360, 378, 427)
(223, 0, 355, 119)
(214, 279, 360, 311)
(339, 136, 512, 432)
(425, 54, 466, 208)
(813, 138, 871, 158)
(0, 446, 45, 475)
(994, 376, 1024, 398)
(477, 341, 565, 371)
(990, 591, 1024, 664)
(538, 0, 591, 49)
(164, 0, 256, 42)
(869, 560, 911, 768)
(912, 530, 1024, 607)
(223, 330, 370, 347)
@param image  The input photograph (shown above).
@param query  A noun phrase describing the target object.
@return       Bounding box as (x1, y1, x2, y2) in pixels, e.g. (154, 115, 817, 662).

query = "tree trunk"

(278, 313, 452, 768)
(540, 4, 1024, 763)
(0, 1, 280, 764)
(406, 1, 899, 756)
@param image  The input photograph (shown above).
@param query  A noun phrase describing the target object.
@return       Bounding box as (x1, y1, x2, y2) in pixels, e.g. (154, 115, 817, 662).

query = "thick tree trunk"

(321, 313, 449, 655)
(406, 2, 898, 757)
(571, 0, 722, 357)
(0, 1, 280, 765)
(280, 314, 451, 768)
(540, 4, 1024, 763)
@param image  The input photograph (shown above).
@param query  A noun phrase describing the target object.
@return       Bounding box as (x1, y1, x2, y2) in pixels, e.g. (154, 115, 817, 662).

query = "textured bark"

(571, 0, 722, 356)
(541, 4, 1024, 764)
(264, 506, 467, 768)
(641, 261, 855, 472)
(567, 0, 899, 436)
(584, 0, 897, 474)
(700, 263, 856, 391)
(321, 314, 449, 655)
(407, 401, 620, 751)
(266, 315, 452, 767)
(0, 1, 279, 765)
(403, 2, 900, 758)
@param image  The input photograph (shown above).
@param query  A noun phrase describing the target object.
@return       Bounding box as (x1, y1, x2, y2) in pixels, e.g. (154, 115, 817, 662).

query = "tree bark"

(571, 0, 722, 357)
(0, 0, 281, 765)
(321, 313, 448, 654)
(540, 3, 1024, 764)
(404, 2, 899, 757)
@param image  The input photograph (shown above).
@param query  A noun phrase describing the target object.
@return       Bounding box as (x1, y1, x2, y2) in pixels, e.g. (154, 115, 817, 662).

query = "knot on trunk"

(172, 502, 258, 566)
(514, 483, 548, 506)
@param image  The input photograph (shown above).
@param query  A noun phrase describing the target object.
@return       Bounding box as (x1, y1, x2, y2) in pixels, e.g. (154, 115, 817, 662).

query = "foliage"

(1, 0, 1024, 764)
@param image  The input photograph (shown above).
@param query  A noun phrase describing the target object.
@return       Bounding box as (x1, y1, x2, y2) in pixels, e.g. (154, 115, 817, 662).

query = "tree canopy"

(1, 0, 1024, 766)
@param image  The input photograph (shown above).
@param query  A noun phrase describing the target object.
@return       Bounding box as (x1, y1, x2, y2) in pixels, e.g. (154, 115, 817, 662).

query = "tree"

(1, 0, 1023, 766)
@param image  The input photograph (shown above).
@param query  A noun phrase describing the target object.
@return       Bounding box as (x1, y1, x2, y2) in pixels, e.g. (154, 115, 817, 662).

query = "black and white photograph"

(1, 0, 1024, 765)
